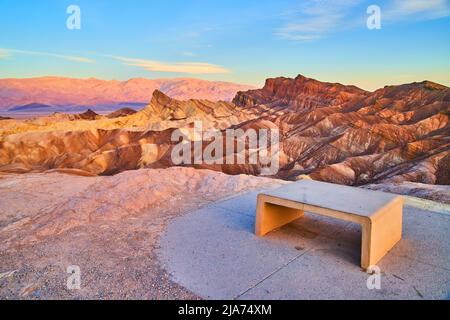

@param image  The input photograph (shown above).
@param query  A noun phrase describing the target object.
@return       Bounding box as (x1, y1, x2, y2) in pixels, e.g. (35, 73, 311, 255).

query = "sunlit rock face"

(140, 90, 258, 130)
(233, 76, 450, 186)
(1, 75, 449, 193)
(233, 75, 368, 112)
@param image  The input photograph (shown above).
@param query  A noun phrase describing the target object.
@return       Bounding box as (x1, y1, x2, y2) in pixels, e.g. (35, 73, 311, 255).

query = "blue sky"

(0, 0, 449, 90)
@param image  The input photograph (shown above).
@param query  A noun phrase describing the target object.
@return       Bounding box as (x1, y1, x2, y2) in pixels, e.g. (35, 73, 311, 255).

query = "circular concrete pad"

(158, 191, 450, 300)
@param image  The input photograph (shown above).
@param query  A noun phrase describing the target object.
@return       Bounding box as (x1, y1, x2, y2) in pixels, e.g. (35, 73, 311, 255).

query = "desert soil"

(0, 167, 282, 299)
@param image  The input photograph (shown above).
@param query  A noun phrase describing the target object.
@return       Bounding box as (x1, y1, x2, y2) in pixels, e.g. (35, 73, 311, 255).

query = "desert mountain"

(233, 75, 368, 112)
(0, 76, 255, 111)
(0, 74, 449, 201)
(234, 77, 450, 186)
(0, 89, 264, 136)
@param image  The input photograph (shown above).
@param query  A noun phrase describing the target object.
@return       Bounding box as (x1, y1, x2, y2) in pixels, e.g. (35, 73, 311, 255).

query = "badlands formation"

(0, 75, 449, 201)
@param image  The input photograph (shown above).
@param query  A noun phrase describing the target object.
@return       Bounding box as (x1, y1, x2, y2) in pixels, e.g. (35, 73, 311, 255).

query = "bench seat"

(255, 180, 404, 269)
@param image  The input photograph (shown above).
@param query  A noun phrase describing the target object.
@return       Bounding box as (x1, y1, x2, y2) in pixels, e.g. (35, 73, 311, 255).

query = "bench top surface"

(261, 180, 401, 218)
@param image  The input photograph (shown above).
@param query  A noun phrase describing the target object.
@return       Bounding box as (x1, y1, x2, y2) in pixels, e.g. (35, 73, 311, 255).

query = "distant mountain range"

(0, 76, 255, 112)
(7, 103, 55, 112)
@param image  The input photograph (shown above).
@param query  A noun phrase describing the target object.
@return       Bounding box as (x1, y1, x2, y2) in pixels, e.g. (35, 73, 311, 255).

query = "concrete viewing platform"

(158, 186, 450, 300)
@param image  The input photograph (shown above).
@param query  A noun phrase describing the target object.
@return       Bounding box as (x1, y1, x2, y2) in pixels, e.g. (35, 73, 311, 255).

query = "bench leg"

(361, 199, 404, 270)
(255, 196, 304, 237)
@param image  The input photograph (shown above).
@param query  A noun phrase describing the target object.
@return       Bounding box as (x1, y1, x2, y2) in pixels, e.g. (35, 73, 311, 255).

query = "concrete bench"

(255, 180, 404, 269)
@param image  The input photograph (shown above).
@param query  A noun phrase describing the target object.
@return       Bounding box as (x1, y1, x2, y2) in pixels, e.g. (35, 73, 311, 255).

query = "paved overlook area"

(0, 168, 449, 299)
(159, 189, 450, 300)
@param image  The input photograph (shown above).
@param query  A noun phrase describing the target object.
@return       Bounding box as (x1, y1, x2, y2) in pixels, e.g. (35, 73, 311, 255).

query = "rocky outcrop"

(106, 108, 137, 118)
(233, 75, 368, 112)
(76, 109, 101, 120)
(143, 90, 242, 121)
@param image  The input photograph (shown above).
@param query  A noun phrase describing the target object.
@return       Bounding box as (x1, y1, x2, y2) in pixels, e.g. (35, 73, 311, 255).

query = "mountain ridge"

(0, 76, 255, 111)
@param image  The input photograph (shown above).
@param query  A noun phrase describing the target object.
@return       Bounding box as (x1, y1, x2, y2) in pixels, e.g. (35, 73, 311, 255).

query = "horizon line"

(0, 74, 448, 93)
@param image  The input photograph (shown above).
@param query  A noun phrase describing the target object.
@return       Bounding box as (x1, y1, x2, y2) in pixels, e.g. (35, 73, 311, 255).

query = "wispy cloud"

(276, 0, 450, 41)
(0, 48, 94, 63)
(113, 56, 230, 74)
(385, 0, 450, 21)
(181, 51, 198, 57)
(275, 0, 360, 41)
(0, 49, 11, 59)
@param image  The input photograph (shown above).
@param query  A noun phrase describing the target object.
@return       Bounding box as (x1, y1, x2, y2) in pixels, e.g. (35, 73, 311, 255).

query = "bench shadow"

(264, 213, 362, 267)
(216, 205, 363, 267)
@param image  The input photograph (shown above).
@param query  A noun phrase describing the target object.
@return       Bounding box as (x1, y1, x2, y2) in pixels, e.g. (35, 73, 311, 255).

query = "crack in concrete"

(233, 247, 314, 300)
